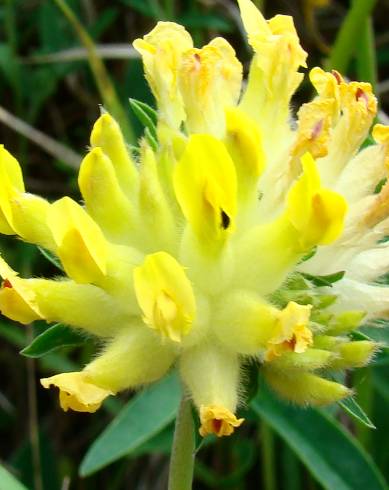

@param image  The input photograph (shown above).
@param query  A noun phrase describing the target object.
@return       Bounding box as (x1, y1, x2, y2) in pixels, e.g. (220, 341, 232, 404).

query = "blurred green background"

(1, 0, 389, 489)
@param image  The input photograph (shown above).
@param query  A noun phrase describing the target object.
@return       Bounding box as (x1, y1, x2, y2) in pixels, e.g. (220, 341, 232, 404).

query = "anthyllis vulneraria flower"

(0, 0, 387, 437)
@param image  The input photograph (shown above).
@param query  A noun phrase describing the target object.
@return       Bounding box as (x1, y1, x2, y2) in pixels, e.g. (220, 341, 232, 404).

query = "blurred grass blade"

(0, 465, 28, 490)
(53, 0, 135, 143)
(0, 105, 81, 169)
(251, 383, 387, 490)
(20, 323, 86, 358)
(356, 17, 377, 88)
(326, 0, 378, 74)
(24, 45, 140, 64)
(338, 397, 376, 429)
(79, 372, 181, 476)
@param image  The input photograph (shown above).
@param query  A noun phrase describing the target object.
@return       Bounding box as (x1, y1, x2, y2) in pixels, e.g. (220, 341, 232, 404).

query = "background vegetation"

(1, 0, 389, 489)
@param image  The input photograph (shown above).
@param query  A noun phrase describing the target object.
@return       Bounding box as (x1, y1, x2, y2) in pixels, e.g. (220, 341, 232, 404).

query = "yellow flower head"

(40, 372, 113, 413)
(265, 302, 313, 362)
(0, 0, 385, 437)
(133, 252, 196, 342)
(199, 405, 244, 437)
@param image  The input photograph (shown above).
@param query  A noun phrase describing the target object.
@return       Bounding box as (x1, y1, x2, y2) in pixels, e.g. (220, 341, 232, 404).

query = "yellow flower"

(0, 0, 385, 435)
(199, 405, 244, 437)
(133, 252, 196, 342)
(265, 302, 312, 362)
(40, 372, 113, 413)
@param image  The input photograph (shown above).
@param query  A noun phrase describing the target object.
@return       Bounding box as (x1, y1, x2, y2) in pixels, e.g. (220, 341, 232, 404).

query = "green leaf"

(338, 397, 376, 429)
(129, 98, 157, 125)
(129, 98, 158, 142)
(0, 465, 28, 490)
(38, 246, 64, 271)
(299, 246, 317, 264)
(360, 325, 389, 346)
(144, 127, 158, 151)
(302, 271, 345, 288)
(79, 372, 181, 476)
(373, 366, 389, 404)
(20, 323, 86, 358)
(251, 383, 387, 490)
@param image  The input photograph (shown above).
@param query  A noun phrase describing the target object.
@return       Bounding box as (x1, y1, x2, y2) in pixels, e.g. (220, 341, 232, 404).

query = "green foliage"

(251, 382, 387, 490)
(20, 323, 87, 358)
(338, 397, 376, 430)
(1, 0, 388, 489)
(301, 271, 345, 288)
(80, 373, 181, 476)
(0, 465, 28, 490)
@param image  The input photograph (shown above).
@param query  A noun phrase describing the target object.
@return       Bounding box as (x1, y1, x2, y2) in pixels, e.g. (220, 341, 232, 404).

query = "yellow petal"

(286, 153, 347, 250)
(238, 0, 307, 125)
(309, 67, 343, 103)
(78, 147, 134, 242)
(0, 256, 43, 324)
(173, 134, 237, 247)
(199, 405, 244, 437)
(292, 98, 337, 160)
(0, 148, 57, 249)
(179, 38, 242, 136)
(133, 251, 195, 342)
(265, 301, 312, 361)
(225, 107, 265, 200)
(373, 124, 389, 169)
(310, 72, 377, 185)
(90, 113, 138, 193)
(133, 22, 193, 129)
(41, 372, 112, 413)
(0, 145, 25, 234)
(47, 197, 108, 284)
(9, 193, 54, 249)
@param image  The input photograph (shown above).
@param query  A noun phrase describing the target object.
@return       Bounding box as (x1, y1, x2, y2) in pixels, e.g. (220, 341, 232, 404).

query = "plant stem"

(261, 421, 276, 490)
(27, 325, 43, 490)
(168, 397, 195, 490)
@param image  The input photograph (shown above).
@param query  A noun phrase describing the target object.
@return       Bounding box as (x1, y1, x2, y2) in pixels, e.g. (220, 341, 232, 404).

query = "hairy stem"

(168, 396, 196, 490)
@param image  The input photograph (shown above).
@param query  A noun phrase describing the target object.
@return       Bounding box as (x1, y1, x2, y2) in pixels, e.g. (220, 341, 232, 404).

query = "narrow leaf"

(326, 0, 378, 74)
(79, 372, 181, 476)
(53, 0, 135, 143)
(129, 98, 157, 125)
(338, 397, 376, 429)
(302, 271, 345, 288)
(20, 323, 86, 358)
(38, 246, 63, 271)
(251, 382, 387, 490)
(0, 465, 28, 490)
(129, 98, 158, 142)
